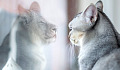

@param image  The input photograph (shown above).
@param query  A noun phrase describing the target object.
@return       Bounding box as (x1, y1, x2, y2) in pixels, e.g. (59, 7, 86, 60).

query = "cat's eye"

(22, 17, 28, 24)
(22, 18, 28, 25)
(39, 21, 45, 24)
(19, 17, 28, 25)
(38, 21, 47, 25)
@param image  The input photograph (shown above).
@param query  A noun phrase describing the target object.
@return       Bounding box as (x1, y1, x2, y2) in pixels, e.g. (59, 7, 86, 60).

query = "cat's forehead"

(29, 11, 46, 21)
(27, 11, 41, 18)
(21, 11, 45, 20)
(19, 10, 41, 17)
(74, 12, 82, 18)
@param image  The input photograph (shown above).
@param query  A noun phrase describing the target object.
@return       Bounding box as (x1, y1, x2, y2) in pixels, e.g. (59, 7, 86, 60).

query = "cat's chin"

(71, 42, 80, 47)
(70, 39, 80, 46)
(74, 43, 80, 47)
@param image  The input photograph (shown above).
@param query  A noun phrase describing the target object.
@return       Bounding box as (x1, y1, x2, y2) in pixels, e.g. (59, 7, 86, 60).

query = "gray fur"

(0, 33, 10, 69)
(69, 1, 120, 70)
(14, 10, 56, 70)
(92, 49, 120, 70)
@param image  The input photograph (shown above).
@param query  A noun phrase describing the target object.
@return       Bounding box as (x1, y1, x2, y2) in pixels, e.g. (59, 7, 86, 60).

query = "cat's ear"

(18, 5, 28, 14)
(95, 1, 103, 11)
(30, 1, 40, 12)
(82, 4, 97, 23)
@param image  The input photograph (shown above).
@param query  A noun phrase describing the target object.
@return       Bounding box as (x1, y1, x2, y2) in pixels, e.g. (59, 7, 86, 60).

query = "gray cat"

(0, 1, 56, 70)
(69, 1, 120, 70)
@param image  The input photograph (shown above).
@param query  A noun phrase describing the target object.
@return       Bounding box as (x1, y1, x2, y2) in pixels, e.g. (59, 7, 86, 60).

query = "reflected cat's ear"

(82, 4, 97, 23)
(18, 5, 28, 14)
(30, 1, 40, 12)
(95, 0, 103, 11)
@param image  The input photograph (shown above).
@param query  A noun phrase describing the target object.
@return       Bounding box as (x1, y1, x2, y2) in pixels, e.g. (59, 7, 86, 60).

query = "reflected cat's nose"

(51, 26, 57, 38)
(49, 23, 57, 33)
(52, 28, 57, 33)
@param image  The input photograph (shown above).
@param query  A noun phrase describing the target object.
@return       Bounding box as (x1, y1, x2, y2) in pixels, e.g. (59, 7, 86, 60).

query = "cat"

(0, 1, 56, 70)
(69, 1, 120, 70)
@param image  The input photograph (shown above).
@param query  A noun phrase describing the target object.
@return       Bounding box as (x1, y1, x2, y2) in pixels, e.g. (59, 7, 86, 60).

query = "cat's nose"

(69, 26, 72, 29)
(69, 23, 72, 29)
(52, 28, 57, 32)
(51, 27, 57, 33)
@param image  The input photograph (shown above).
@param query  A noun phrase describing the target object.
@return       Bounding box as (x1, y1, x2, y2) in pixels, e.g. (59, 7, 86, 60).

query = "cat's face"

(69, 4, 98, 32)
(69, 30, 84, 46)
(17, 2, 56, 44)
(69, 1, 103, 45)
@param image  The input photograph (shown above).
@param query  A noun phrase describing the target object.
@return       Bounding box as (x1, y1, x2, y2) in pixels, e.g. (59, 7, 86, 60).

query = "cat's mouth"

(69, 30, 84, 46)
(52, 34, 56, 38)
(70, 38, 80, 46)
(45, 34, 56, 39)
(44, 34, 56, 43)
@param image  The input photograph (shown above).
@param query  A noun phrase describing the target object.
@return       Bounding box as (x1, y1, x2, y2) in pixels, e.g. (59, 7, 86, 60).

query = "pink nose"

(52, 28, 57, 33)
(51, 26, 57, 34)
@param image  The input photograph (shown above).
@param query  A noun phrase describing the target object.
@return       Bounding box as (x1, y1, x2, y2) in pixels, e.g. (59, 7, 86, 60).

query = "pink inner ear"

(84, 4, 97, 17)
(83, 4, 97, 22)
(30, 1, 40, 12)
(18, 5, 27, 14)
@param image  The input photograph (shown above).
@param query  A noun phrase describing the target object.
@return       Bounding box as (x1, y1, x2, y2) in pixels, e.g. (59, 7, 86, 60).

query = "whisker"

(65, 42, 79, 68)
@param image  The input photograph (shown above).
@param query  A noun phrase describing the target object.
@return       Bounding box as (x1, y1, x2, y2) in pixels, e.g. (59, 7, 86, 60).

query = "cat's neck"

(94, 12, 116, 36)
(16, 25, 45, 54)
(13, 23, 46, 70)
(10, 23, 45, 60)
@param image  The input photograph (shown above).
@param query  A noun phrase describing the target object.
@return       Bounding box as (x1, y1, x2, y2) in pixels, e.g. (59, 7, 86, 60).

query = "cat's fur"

(69, 29, 84, 46)
(0, 1, 56, 70)
(69, 1, 120, 70)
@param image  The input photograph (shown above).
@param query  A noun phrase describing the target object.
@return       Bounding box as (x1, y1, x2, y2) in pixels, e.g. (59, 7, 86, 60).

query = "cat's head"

(69, 1, 103, 45)
(69, 1, 103, 32)
(17, 2, 56, 44)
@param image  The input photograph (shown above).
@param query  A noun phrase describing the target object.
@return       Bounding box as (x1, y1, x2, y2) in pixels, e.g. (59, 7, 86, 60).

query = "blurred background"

(0, 0, 120, 70)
